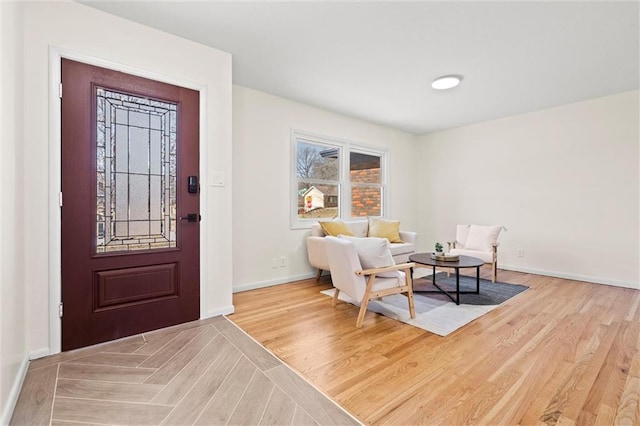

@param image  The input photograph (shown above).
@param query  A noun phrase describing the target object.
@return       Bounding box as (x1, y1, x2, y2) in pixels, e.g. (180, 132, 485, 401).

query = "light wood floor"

(10, 316, 358, 426)
(229, 269, 640, 425)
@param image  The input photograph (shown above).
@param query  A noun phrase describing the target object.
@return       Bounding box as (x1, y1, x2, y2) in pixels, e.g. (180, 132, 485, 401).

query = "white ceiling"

(80, 1, 639, 135)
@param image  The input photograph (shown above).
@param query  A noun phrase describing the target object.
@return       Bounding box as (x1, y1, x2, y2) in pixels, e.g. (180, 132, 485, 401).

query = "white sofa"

(306, 220, 418, 280)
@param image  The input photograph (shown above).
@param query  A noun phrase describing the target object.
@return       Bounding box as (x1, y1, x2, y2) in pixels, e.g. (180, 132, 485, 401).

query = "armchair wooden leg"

(356, 299, 370, 328)
(492, 262, 497, 283)
(316, 268, 323, 281)
(406, 273, 415, 319)
(332, 288, 340, 307)
(356, 275, 375, 328)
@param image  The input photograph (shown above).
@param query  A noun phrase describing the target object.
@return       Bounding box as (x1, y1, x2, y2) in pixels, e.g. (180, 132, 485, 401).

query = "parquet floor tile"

(10, 317, 359, 426)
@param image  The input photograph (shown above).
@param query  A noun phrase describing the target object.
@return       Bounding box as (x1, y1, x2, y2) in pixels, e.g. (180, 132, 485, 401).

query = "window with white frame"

(291, 130, 387, 228)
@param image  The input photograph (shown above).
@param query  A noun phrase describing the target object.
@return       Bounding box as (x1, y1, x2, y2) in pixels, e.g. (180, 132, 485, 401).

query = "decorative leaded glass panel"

(96, 88, 177, 253)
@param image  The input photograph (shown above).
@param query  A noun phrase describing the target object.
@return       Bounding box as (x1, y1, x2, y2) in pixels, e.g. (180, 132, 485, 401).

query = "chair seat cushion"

(449, 248, 494, 263)
(371, 271, 406, 292)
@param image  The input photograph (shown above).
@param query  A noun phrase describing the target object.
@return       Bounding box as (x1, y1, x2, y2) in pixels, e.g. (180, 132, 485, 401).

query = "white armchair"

(324, 236, 415, 328)
(447, 224, 505, 283)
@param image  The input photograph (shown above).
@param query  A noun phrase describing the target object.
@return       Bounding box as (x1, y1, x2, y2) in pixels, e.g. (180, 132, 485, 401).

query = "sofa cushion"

(368, 218, 403, 243)
(319, 220, 355, 237)
(388, 242, 415, 257)
(338, 236, 401, 278)
(349, 221, 369, 237)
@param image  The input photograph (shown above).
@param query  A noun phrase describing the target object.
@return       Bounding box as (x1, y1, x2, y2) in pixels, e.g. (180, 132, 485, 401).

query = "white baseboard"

(500, 264, 639, 289)
(233, 266, 637, 294)
(233, 272, 317, 293)
(205, 305, 235, 318)
(233, 268, 436, 294)
(0, 354, 29, 426)
(29, 348, 51, 360)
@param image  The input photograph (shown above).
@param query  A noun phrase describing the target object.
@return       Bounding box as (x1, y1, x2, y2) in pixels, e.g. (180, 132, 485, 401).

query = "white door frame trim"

(48, 46, 209, 355)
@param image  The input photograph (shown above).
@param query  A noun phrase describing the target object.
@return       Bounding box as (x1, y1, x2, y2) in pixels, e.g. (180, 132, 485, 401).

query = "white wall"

(1, 1, 27, 423)
(417, 91, 639, 288)
(232, 85, 419, 291)
(22, 0, 233, 356)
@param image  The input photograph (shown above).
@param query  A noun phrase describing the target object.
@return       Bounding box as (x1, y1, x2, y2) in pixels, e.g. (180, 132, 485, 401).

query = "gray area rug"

(413, 272, 529, 305)
(321, 274, 528, 336)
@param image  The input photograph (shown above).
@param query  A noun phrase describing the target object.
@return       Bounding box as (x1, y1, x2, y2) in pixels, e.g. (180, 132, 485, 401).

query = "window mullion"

(341, 144, 350, 219)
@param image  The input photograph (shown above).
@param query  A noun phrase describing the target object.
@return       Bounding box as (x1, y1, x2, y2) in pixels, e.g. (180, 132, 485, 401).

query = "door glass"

(96, 88, 177, 253)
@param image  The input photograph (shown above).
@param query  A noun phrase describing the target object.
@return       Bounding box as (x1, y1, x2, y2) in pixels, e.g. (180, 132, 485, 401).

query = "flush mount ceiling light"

(432, 75, 463, 90)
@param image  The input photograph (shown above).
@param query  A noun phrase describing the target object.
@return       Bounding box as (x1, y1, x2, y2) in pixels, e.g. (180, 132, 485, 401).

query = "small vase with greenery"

(435, 242, 444, 255)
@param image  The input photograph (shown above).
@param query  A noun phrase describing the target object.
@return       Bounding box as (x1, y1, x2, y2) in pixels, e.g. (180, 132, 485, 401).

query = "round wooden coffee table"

(409, 253, 484, 305)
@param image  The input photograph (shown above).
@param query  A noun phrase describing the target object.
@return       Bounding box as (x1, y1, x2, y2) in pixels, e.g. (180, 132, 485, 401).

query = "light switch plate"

(210, 172, 225, 187)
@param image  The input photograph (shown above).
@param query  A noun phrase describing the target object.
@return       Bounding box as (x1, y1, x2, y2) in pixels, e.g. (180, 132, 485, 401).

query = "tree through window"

(295, 141, 340, 220)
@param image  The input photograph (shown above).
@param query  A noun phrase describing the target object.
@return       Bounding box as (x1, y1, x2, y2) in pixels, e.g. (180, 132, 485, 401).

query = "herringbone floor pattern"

(10, 316, 359, 426)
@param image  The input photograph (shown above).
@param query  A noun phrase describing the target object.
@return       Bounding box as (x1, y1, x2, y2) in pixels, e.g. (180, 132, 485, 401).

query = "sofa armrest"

(399, 231, 418, 245)
(306, 236, 330, 271)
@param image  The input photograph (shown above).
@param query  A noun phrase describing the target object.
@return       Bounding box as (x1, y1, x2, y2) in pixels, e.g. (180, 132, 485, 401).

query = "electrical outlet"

(517, 249, 524, 258)
(279, 256, 286, 268)
(272, 258, 278, 268)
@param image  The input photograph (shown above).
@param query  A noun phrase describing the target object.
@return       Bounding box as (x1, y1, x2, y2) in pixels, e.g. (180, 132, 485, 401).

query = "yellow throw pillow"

(368, 217, 403, 243)
(319, 220, 354, 237)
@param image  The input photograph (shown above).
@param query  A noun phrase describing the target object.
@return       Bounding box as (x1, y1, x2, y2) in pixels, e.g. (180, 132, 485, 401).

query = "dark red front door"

(61, 59, 200, 351)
